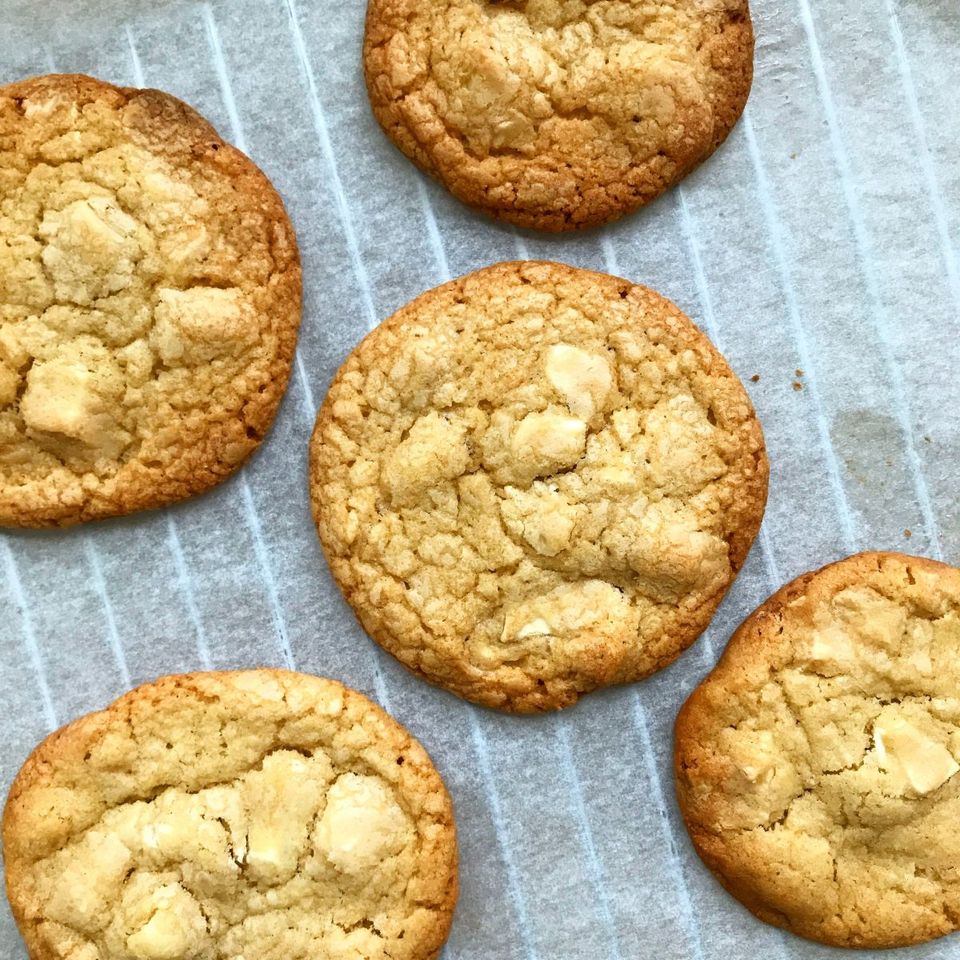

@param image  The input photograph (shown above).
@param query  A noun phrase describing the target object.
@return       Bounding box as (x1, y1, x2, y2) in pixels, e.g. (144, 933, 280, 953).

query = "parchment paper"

(2, 0, 960, 956)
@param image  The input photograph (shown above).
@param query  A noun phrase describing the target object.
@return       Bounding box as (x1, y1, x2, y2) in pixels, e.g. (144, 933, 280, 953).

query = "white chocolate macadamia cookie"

(677, 552, 960, 948)
(0, 74, 301, 526)
(311, 261, 767, 711)
(364, 0, 754, 230)
(3, 670, 458, 960)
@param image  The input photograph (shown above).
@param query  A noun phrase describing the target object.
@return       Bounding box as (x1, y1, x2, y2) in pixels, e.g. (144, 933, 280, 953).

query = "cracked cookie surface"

(310, 261, 767, 712)
(676, 552, 960, 948)
(363, 0, 753, 231)
(3, 670, 457, 960)
(0, 74, 301, 526)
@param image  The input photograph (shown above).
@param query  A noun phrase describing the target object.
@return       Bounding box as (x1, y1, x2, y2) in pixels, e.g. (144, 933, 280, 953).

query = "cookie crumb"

(904, 529, 913, 538)
(750, 374, 761, 383)
(792, 381, 803, 391)
(795, 368, 804, 378)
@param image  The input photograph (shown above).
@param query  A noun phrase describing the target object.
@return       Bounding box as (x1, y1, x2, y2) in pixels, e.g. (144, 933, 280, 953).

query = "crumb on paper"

(750, 374, 761, 383)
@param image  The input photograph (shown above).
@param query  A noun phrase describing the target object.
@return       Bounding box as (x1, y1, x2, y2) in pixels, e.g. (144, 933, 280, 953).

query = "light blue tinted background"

(2, 0, 960, 957)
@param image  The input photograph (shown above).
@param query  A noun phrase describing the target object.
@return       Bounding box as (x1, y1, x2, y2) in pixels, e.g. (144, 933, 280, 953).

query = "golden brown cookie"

(676, 552, 960, 949)
(0, 74, 301, 527)
(310, 261, 767, 712)
(3, 669, 458, 960)
(363, 0, 754, 231)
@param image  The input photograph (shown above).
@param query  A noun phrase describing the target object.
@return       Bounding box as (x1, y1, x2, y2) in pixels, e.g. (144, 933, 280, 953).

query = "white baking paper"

(2, 0, 959, 957)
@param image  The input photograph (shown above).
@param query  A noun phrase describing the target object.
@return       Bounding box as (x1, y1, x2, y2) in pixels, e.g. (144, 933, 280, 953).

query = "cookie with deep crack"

(363, 0, 754, 231)
(3, 669, 458, 960)
(0, 74, 301, 526)
(676, 552, 960, 949)
(310, 261, 767, 712)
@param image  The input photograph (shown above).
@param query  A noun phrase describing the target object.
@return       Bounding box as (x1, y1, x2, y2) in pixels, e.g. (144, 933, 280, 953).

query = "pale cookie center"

(383, 411, 470, 505)
(805, 589, 938, 676)
(45, 831, 133, 932)
(0, 129, 275, 479)
(428, 3, 709, 158)
(500, 482, 578, 557)
(37, 749, 417, 959)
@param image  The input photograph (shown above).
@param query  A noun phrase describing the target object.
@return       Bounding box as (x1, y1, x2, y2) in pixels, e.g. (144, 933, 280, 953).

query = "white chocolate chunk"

(808, 624, 855, 665)
(245, 825, 289, 872)
(492, 112, 535, 148)
(151, 287, 256, 365)
(125, 884, 204, 960)
(515, 618, 552, 639)
(832, 587, 907, 652)
(40, 197, 142, 304)
(740, 764, 774, 784)
(127, 906, 191, 960)
(723, 729, 778, 786)
(593, 465, 637, 492)
(511, 410, 586, 474)
(315, 773, 409, 873)
(246, 751, 320, 882)
(141, 823, 169, 851)
(874, 715, 960, 795)
(243, 751, 325, 882)
(500, 483, 578, 556)
(544, 344, 612, 418)
(20, 356, 127, 458)
(383, 412, 470, 505)
(501, 580, 629, 643)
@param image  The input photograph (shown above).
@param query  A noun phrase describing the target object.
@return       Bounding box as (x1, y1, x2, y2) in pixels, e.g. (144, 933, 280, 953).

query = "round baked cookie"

(0, 74, 301, 526)
(3, 669, 458, 960)
(676, 552, 960, 949)
(363, 0, 753, 231)
(310, 261, 767, 712)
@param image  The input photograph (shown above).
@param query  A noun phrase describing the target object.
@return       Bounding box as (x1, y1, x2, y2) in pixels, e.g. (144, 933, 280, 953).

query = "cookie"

(676, 552, 960, 948)
(363, 0, 753, 231)
(3, 669, 458, 960)
(0, 74, 301, 526)
(310, 261, 767, 712)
